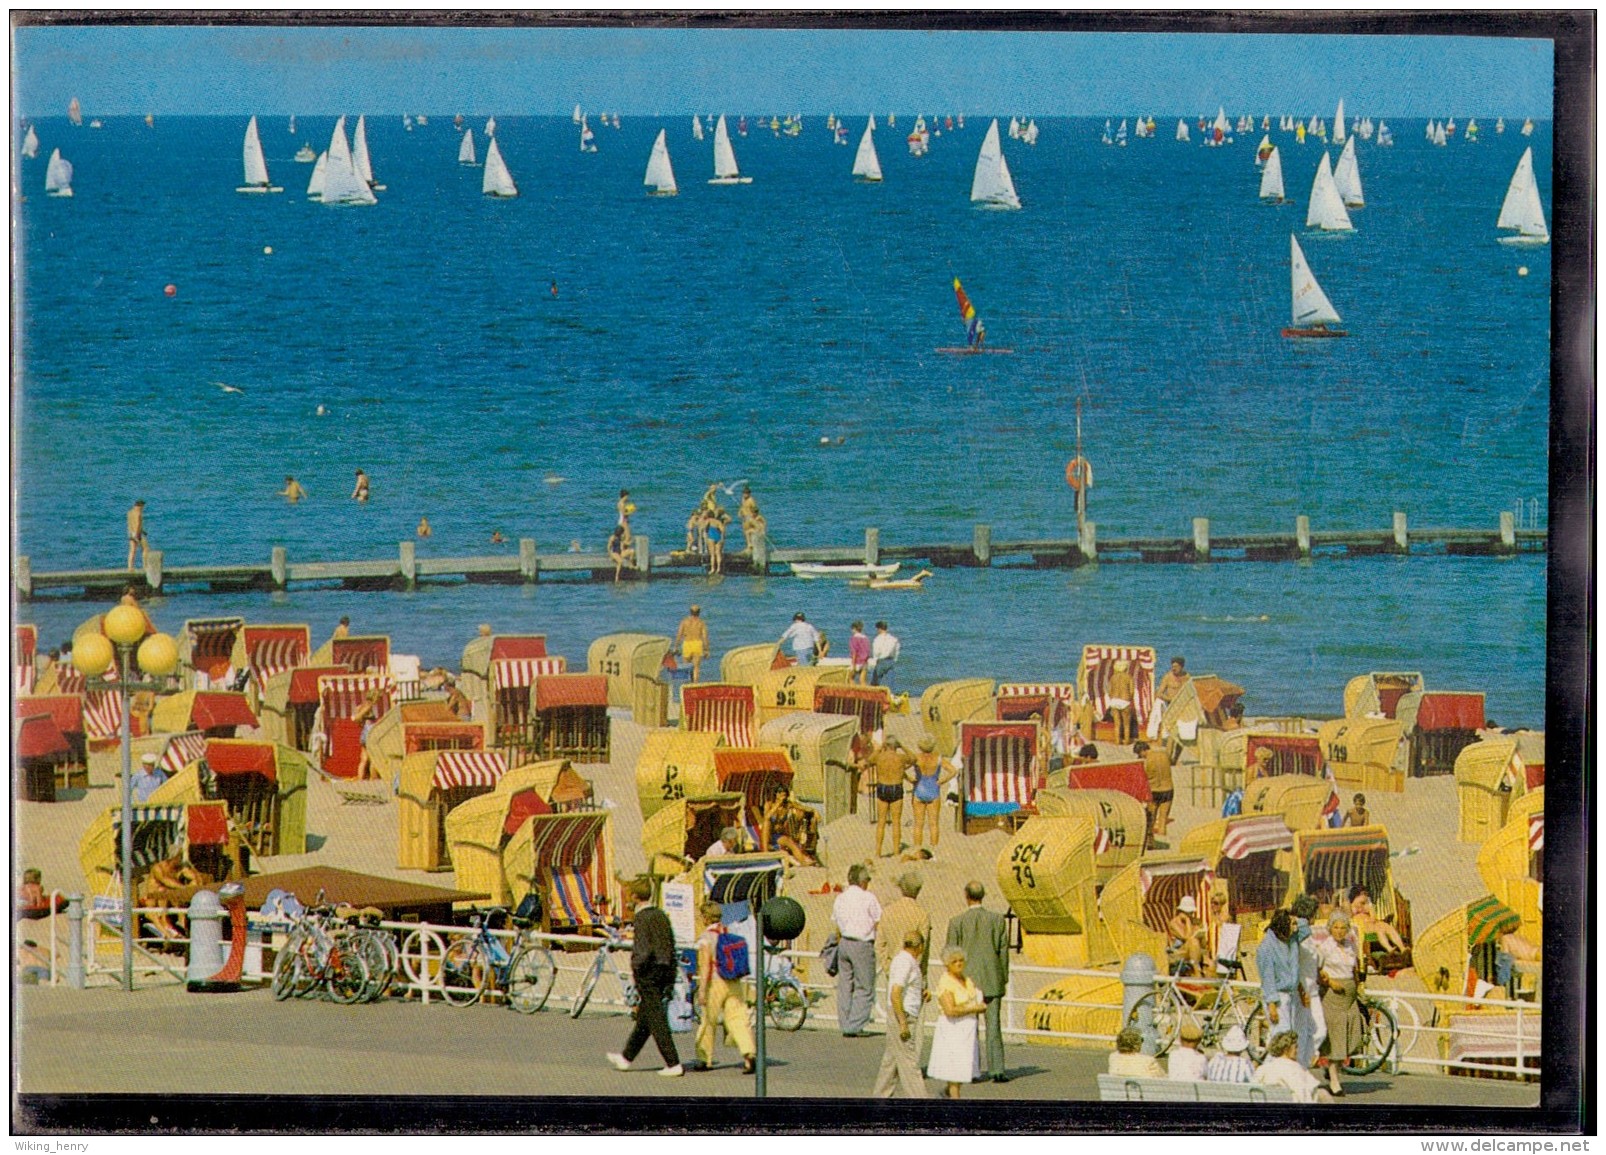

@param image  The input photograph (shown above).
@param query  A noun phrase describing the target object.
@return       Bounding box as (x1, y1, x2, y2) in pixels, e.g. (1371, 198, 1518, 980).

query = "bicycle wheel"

(1126, 990, 1183, 1056)
(325, 947, 372, 1005)
(506, 947, 557, 1014)
(767, 979, 808, 1032)
(351, 933, 393, 1003)
(569, 957, 602, 1019)
(271, 945, 303, 1002)
(1219, 990, 1269, 1062)
(440, 939, 488, 1007)
(1344, 1000, 1397, 1076)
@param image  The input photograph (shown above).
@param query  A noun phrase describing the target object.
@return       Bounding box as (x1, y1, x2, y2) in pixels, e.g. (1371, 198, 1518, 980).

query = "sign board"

(661, 881, 697, 948)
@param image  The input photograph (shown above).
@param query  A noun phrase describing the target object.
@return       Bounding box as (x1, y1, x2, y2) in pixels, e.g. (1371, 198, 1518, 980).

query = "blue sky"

(12, 25, 1554, 119)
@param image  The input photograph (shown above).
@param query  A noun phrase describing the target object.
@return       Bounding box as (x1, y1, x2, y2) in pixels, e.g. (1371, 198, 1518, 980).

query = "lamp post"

(71, 604, 177, 992)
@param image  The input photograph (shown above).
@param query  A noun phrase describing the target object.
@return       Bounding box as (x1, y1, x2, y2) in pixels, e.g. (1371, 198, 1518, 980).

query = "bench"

(1096, 1074, 1296, 1103)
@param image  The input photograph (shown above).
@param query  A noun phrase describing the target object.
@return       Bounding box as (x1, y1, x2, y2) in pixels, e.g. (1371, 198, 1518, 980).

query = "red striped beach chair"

(531, 673, 610, 761)
(332, 636, 391, 675)
(519, 811, 613, 934)
(713, 747, 796, 844)
(1078, 645, 1157, 740)
(159, 730, 209, 777)
(492, 655, 568, 748)
(1245, 734, 1326, 783)
(957, 720, 1045, 834)
(180, 617, 244, 689)
(682, 683, 756, 747)
(241, 626, 310, 698)
(812, 684, 892, 736)
(318, 673, 394, 778)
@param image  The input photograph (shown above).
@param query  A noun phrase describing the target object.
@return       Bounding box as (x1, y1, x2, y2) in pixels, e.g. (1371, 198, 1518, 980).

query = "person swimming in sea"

(279, 476, 308, 504)
(352, 469, 370, 503)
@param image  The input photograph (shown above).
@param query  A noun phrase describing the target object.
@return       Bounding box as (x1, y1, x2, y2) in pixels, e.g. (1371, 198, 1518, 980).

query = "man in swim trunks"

(1156, 656, 1190, 705)
(1135, 740, 1174, 844)
(278, 476, 308, 504)
(675, 605, 709, 682)
(126, 500, 148, 571)
(869, 738, 915, 858)
(351, 470, 370, 502)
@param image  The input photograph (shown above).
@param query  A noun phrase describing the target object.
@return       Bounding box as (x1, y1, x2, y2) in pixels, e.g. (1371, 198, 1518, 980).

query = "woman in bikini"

(907, 736, 956, 854)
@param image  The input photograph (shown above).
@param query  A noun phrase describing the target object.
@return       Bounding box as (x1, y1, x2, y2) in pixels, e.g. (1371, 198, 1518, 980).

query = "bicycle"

(755, 947, 809, 1032)
(1124, 958, 1269, 1061)
(438, 908, 557, 1013)
(1336, 992, 1398, 1076)
(271, 900, 371, 1005)
(569, 921, 638, 1018)
(331, 904, 400, 1003)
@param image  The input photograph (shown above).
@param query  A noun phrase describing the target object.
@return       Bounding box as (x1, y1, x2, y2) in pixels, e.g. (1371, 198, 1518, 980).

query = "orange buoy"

(163, 284, 177, 297)
(1065, 456, 1093, 490)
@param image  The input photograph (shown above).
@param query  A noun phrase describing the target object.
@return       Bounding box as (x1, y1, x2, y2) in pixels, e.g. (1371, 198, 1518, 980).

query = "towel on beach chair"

(549, 868, 600, 929)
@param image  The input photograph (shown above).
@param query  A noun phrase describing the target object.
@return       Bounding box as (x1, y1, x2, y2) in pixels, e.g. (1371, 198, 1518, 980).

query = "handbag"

(820, 931, 841, 977)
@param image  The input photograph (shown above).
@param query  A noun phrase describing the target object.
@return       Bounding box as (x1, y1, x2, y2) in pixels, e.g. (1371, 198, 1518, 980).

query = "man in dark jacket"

(944, 880, 1011, 1082)
(607, 878, 683, 1077)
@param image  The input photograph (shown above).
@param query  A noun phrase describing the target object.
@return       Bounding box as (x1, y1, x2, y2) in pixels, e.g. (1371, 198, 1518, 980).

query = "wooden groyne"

(15, 511, 1544, 601)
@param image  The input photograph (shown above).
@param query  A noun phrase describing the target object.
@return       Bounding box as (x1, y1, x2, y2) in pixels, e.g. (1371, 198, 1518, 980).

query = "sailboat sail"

(953, 278, 983, 345)
(307, 152, 327, 198)
(43, 148, 72, 195)
(969, 119, 1020, 209)
(1289, 234, 1342, 328)
(482, 137, 518, 197)
(68, 98, 82, 127)
(353, 115, 383, 189)
(1305, 152, 1353, 231)
(1259, 146, 1285, 201)
(852, 119, 882, 181)
(239, 116, 279, 192)
(1176, 119, 1190, 142)
(1332, 137, 1364, 207)
(22, 125, 38, 158)
(1496, 147, 1549, 243)
(692, 115, 704, 141)
(320, 116, 377, 205)
(485, 117, 497, 137)
(458, 129, 477, 165)
(1332, 99, 1346, 144)
(710, 115, 749, 183)
(644, 129, 677, 195)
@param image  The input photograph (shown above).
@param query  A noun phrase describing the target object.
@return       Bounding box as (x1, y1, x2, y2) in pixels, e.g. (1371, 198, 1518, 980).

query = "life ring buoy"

(1065, 456, 1094, 491)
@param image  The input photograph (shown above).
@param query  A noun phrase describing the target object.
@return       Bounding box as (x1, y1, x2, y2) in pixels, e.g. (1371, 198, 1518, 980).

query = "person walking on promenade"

(909, 737, 956, 854)
(945, 880, 1010, 1082)
(927, 947, 986, 1098)
(126, 500, 149, 571)
(1290, 893, 1329, 1067)
(691, 900, 756, 1074)
(779, 612, 821, 666)
(1256, 909, 1304, 1040)
(869, 621, 901, 688)
(869, 738, 914, 858)
(876, 872, 931, 980)
(832, 864, 881, 1036)
(1107, 659, 1136, 744)
(1314, 911, 1365, 1096)
(351, 470, 370, 502)
(675, 605, 709, 682)
(873, 929, 931, 1098)
(607, 879, 683, 1077)
(848, 621, 872, 684)
(278, 476, 308, 504)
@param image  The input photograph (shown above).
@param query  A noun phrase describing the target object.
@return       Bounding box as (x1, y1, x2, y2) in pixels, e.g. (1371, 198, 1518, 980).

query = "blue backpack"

(714, 930, 750, 980)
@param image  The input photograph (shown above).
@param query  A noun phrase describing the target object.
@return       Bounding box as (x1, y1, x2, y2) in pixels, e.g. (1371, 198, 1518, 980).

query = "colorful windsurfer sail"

(954, 277, 982, 347)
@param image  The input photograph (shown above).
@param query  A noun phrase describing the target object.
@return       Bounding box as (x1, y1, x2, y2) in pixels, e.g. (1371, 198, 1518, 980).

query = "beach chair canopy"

(1344, 672, 1423, 719)
(181, 617, 244, 680)
(1528, 814, 1544, 854)
(713, 747, 795, 832)
(533, 673, 608, 711)
(16, 713, 68, 760)
(1295, 825, 1395, 920)
(587, 633, 673, 708)
(497, 656, 569, 696)
(289, 666, 349, 705)
(1137, 857, 1216, 933)
(1453, 740, 1523, 793)
(158, 731, 208, 775)
(16, 694, 84, 735)
(516, 809, 614, 927)
(16, 624, 37, 695)
(318, 673, 395, 720)
(53, 661, 87, 694)
(1191, 675, 1245, 715)
(959, 721, 1041, 806)
(204, 738, 277, 782)
(703, 854, 785, 907)
(643, 794, 746, 862)
(1034, 788, 1147, 861)
(239, 625, 310, 691)
(994, 682, 1072, 728)
(635, 728, 724, 822)
(1241, 773, 1338, 831)
(918, 678, 998, 757)
(1245, 734, 1324, 780)
(1066, 761, 1152, 806)
(330, 636, 390, 674)
(1220, 815, 1295, 860)
(1078, 645, 1157, 726)
(1413, 692, 1485, 733)
(403, 721, 484, 754)
(682, 683, 756, 746)
(82, 689, 126, 741)
(998, 815, 1098, 934)
(719, 643, 781, 687)
(1465, 895, 1522, 948)
(493, 636, 548, 660)
(430, 750, 508, 791)
(814, 683, 892, 733)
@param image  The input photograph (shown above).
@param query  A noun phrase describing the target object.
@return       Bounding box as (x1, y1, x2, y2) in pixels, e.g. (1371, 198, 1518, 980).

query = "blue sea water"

(13, 115, 1550, 723)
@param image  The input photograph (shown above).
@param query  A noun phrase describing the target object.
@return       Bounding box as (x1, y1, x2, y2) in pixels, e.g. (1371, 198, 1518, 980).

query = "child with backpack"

(691, 900, 757, 1074)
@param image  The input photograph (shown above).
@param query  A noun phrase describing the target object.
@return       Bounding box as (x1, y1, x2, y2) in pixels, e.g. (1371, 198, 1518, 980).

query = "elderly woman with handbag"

(1313, 911, 1366, 1096)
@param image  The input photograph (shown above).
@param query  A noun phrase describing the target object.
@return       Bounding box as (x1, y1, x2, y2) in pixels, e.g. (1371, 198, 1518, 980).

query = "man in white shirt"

(831, 863, 882, 1036)
(869, 621, 901, 689)
(1166, 1020, 1209, 1081)
(871, 929, 930, 1097)
(779, 613, 822, 666)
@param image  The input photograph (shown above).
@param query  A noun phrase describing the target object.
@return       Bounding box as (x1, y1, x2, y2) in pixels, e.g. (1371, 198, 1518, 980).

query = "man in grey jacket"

(944, 880, 1010, 1082)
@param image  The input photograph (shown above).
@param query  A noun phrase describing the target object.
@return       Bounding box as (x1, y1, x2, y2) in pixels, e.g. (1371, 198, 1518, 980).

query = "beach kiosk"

(955, 720, 1046, 834)
(1076, 645, 1156, 742)
(814, 683, 893, 737)
(459, 632, 551, 705)
(1397, 691, 1485, 778)
(364, 700, 486, 785)
(997, 815, 1101, 967)
(259, 665, 346, 751)
(1288, 824, 1412, 970)
(635, 729, 724, 824)
(177, 617, 245, 690)
(720, 642, 782, 687)
(444, 759, 595, 907)
(397, 749, 509, 871)
(1316, 716, 1406, 793)
(529, 674, 611, 761)
(231, 624, 311, 710)
(190, 738, 309, 857)
(1343, 671, 1423, 719)
(503, 810, 618, 934)
(918, 678, 997, 757)
(1240, 773, 1336, 832)
(488, 652, 570, 750)
(1454, 739, 1528, 843)
(758, 712, 859, 817)
(317, 672, 395, 778)
(588, 632, 672, 709)
(680, 683, 757, 746)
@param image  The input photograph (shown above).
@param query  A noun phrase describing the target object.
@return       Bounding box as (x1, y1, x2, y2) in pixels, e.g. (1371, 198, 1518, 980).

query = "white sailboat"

(1176, 119, 1190, 142)
(1332, 99, 1346, 145)
(1332, 136, 1364, 208)
(1520, 118, 1534, 137)
(1376, 121, 1393, 147)
(319, 116, 377, 205)
(1283, 234, 1346, 338)
(1433, 121, 1448, 146)
(851, 118, 882, 181)
(237, 116, 283, 193)
(1496, 147, 1549, 245)
(644, 129, 677, 195)
(709, 115, 751, 184)
(692, 115, 704, 141)
(43, 148, 72, 196)
(289, 115, 297, 135)
(1256, 133, 1273, 165)
(68, 97, 82, 127)
(21, 125, 38, 158)
(353, 115, 384, 190)
(458, 128, 477, 165)
(306, 152, 327, 198)
(1306, 152, 1354, 232)
(1023, 119, 1039, 145)
(573, 104, 583, 125)
(482, 136, 518, 197)
(1496, 116, 1505, 134)
(580, 119, 597, 153)
(969, 119, 1020, 210)
(1259, 146, 1286, 203)
(485, 116, 497, 137)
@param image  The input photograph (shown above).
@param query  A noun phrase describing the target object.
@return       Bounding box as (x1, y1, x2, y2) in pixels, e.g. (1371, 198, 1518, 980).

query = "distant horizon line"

(21, 110, 1554, 122)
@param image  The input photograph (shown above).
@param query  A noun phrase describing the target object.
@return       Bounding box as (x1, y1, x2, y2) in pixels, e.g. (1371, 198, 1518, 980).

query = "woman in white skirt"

(927, 946, 988, 1098)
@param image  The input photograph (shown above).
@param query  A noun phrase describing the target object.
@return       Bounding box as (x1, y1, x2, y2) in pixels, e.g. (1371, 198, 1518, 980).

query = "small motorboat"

(853, 568, 933, 590)
(790, 561, 900, 580)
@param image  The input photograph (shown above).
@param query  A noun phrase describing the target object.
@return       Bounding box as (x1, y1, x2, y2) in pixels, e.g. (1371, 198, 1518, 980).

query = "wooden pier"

(14, 511, 1545, 601)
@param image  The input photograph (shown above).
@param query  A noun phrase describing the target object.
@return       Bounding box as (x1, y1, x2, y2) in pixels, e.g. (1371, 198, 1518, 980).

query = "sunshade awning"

(495, 657, 568, 690)
(206, 740, 276, 782)
(1466, 895, 1522, 947)
(17, 713, 68, 759)
(704, 855, 785, 905)
(533, 674, 609, 710)
(433, 750, 508, 790)
(1416, 692, 1485, 731)
(526, 811, 608, 867)
(1221, 815, 1295, 860)
(1528, 815, 1544, 852)
(192, 693, 259, 731)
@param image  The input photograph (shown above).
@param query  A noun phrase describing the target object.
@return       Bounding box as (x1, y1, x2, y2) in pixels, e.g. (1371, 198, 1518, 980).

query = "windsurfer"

(973, 320, 986, 350)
